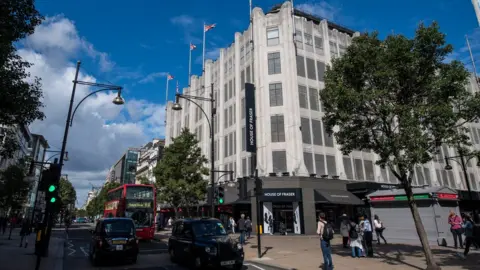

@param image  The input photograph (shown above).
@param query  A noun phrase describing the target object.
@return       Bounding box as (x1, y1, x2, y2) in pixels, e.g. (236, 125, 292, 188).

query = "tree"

(0, 0, 45, 159)
(320, 22, 480, 270)
(59, 177, 76, 209)
(154, 128, 208, 217)
(137, 175, 150, 185)
(85, 182, 121, 218)
(0, 164, 31, 212)
(75, 208, 87, 218)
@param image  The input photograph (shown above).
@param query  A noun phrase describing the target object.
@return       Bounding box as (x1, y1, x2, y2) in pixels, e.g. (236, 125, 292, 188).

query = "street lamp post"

(444, 148, 480, 217)
(172, 83, 216, 216)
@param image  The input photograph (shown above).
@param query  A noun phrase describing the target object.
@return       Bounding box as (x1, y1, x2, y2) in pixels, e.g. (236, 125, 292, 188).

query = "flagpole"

(466, 35, 478, 76)
(189, 44, 192, 87)
(165, 76, 169, 104)
(202, 22, 206, 75)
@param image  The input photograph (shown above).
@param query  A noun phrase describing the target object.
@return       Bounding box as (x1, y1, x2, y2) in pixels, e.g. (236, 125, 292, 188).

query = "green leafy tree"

(154, 128, 208, 217)
(75, 208, 87, 218)
(59, 177, 76, 209)
(0, 164, 31, 212)
(320, 22, 480, 270)
(137, 175, 150, 185)
(85, 182, 121, 218)
(0, 0, 45, 159)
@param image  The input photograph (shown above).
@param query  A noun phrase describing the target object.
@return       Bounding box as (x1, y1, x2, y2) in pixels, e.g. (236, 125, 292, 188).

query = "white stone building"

(165, 1, 480, 234)
(135, 139, 165, 184)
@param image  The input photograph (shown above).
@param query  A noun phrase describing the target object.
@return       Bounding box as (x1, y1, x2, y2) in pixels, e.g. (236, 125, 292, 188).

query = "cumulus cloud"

(21, 16, 165, 207)
(139, 72, 169, 84)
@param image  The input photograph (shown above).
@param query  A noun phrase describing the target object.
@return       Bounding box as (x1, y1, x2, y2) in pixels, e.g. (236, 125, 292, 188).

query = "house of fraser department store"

(165, 2, 480, 234)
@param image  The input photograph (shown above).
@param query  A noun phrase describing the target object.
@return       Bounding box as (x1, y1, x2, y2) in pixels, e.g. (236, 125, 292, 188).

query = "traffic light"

(217, 186, 225, 204)
(45, 164, 61, 207)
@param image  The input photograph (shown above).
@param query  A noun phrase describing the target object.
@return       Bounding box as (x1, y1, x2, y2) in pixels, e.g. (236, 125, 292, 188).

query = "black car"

(89, 218, 139, 265)
(168, 218, 244, 269)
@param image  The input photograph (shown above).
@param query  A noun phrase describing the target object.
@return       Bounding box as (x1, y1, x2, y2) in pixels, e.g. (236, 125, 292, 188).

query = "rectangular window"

(241, 98, 245, 119)
(233, 103, 236, 124)
(424, 167, 432, 186)
(269, 83, 283, 107)
(295, 30, 303, 42)
(246, 66, 251, 82)
(224, 83, 228, 102)
(224, 109, 228, 128)
(364, 160, 375, 180)
(272, 151, 287, 173)
(304, 152, 314, 174)
(229, 133, 233, 156)
(316, 61, 325, 81)
(242, 158, 247, 176)
(224, 136, 228, 158)
(314, 154, 326, 176)
(267, 28, 279, 46)
(271, 115, 285, 142)
(296, 55, 306, 77)
(301, 117, 311, 144)
(354, 159, 364, 180)
(314, 36, 324, 50)
(309, 87, 319, 111)
(322, 121, 334, 147)
(229, 106, 233, 126)
(329, 41, 338, 57)
(343, 157, 353, 179)
(306, 58, 316, 80)
(241, 70, 245, 90)
(242, 126, 246, 151)
(268, 52, 281, 75)
(298, 85, 308, 109)
(229, 80, 233, 100)
(326, 155, 337, 176)
(311, 119, 323, 146)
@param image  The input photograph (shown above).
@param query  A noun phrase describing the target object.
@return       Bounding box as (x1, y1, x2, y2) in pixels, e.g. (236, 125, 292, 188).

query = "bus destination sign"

(127, 201, 151, 208)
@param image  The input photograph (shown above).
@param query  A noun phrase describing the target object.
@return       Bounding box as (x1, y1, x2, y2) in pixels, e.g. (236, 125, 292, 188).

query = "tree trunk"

(173, 207, 179, 219)
(403, 178, 441, 270)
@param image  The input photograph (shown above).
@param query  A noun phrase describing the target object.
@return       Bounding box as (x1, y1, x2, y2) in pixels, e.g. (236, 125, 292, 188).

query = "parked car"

(168, 218, 244, 269)
(89, 218, 139, 265)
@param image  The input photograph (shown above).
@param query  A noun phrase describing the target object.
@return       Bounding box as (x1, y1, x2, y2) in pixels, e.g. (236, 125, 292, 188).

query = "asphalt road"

(63, 224, 282, 270)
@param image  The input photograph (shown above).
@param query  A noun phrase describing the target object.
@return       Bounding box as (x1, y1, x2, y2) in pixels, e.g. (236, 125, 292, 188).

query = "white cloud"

(139, 72, 168, 84)
(170, 14, 202, 45)
(170, 15, 195, 27)
(23, 15, 115, 72)
(195, 47, 221, 64)
(296, 1, 340, 22)
(21, 16, 166, 207)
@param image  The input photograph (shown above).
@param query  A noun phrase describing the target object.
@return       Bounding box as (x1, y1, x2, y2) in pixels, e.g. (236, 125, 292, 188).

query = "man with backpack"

(317, 212, 334, 270)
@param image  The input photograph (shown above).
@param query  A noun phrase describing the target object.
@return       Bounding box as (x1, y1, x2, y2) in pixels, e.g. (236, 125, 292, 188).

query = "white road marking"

(245, 263, 266, 270)
(79, 246, 89, 257)
(67, 240, 76, 256)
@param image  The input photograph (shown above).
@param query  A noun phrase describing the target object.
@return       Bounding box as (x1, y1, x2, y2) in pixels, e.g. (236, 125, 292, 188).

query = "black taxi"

(168, 218, 244, 269)
(89, 218, 139, 265)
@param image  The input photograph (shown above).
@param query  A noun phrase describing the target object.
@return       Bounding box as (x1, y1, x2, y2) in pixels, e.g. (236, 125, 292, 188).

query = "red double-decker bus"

(104, 184, 156, 240)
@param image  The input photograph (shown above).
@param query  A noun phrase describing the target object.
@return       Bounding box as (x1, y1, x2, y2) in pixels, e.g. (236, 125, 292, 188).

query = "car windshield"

(103, 220, 135, 236)
(192, 220, 227, 237)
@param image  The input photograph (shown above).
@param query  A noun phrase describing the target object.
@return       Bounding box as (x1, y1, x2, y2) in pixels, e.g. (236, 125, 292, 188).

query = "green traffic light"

(48, 185, 56, 192)
(50, 197, 56, 203)
(218, 198, 224, 204)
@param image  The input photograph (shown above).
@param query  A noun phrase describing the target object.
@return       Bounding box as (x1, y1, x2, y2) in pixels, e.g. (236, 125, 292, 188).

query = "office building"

(112, 149, 139, 184)
(165, 1, 480, 234)
(25, 134, 49, 219)
(136, 139, 165, 184)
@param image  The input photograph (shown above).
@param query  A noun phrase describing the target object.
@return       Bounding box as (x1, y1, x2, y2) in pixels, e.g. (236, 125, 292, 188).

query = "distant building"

(25, 134, 49, 219)
(105, 166, 114, 183)
(112, 149, 140, 184)
(136, 139, 165, 184)
(0, 124, 32, 170)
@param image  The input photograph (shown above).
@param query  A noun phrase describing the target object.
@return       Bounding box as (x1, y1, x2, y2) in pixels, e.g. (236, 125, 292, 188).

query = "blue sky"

(35, 0, 480, 107)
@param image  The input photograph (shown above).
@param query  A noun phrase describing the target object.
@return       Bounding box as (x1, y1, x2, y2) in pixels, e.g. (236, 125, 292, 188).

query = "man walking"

(363, 214, 374, 257)
(317, 212, 334, 270)
(237, 214, 246, 245)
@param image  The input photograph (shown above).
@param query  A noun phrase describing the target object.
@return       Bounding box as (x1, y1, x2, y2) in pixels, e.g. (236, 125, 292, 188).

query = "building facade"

(25, 134, 49, 219)
(112, 149, 140, 184)
(136, 139, 165, 184)
(0, 124, 32, 170)
(165, 2, 480, 234)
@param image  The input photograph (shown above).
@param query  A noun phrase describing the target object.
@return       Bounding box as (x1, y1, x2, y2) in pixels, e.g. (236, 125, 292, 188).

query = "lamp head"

(112, 91, 125, 105)
(172, 103, 182, 111)
(444, 164, 453, 170)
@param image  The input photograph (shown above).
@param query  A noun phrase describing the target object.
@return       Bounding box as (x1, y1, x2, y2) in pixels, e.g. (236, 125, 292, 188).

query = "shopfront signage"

(370, 194, 430, 202)
(261, 188, 302, 202)
(245, 83, 257, 153)
(436, 193, 458, 200)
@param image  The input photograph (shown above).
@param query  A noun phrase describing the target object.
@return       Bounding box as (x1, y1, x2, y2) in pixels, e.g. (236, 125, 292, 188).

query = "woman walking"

(373, 215, 387, 244)
(458, 213, 475, 259)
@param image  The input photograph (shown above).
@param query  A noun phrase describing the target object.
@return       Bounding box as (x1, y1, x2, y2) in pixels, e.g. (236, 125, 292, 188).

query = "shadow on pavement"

(332, 242, 480, 270)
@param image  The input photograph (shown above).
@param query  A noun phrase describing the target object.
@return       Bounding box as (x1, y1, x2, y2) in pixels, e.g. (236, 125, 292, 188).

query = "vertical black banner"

(245, 83, 257, 153)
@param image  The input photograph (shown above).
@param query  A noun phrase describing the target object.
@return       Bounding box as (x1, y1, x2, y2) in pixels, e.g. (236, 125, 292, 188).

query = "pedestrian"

(19, 219, 31, 248)
(362, 214, 374, 257)
(373, 215, 387, 244)
(458, 213, 475, 259)
(340, 215, 350, 248)
(245, 216, 252, 239)
(237, 214, 246, 245)
(317, 212, 334, 270)
(448, 210, 464, 249)
(349, 219, 363, 258)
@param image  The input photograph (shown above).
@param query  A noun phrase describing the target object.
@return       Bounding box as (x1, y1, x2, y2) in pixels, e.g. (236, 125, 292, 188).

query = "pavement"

(154, 230, 480, 270)
(0, 226, 65, 270)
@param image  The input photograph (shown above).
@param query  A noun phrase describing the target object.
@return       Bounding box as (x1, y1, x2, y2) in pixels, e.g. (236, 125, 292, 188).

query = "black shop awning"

(314, 189, 365, 205)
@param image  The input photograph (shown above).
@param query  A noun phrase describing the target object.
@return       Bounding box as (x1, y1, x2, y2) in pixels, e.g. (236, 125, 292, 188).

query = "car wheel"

(169, 248, 177, 262)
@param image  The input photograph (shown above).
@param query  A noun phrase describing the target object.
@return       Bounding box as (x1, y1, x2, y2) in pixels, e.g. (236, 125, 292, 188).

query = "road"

(63, 223, 279, 270)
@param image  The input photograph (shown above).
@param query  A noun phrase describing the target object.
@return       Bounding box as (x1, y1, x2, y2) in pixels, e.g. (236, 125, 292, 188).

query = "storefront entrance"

(261, 188, 303, 234)
(272, 203, 294, 233)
